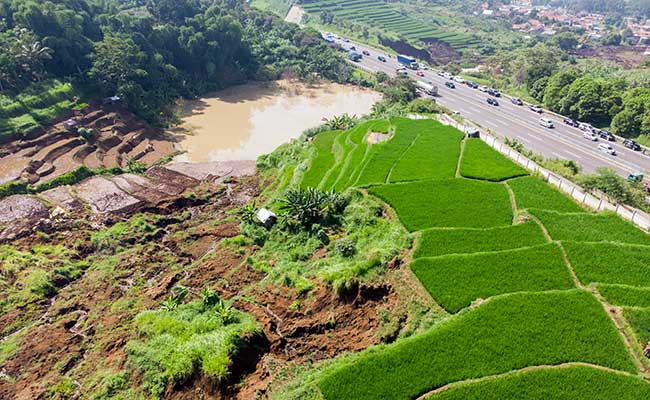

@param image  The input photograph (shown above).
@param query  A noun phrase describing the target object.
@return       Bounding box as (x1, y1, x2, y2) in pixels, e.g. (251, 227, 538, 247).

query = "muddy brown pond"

(171, 80, 381, 162)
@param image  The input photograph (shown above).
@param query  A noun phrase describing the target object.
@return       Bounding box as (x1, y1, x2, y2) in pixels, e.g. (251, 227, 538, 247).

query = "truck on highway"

(348, 51, 362, 62)
(397, 54, 418, 69)
(416, 81, 438, 97)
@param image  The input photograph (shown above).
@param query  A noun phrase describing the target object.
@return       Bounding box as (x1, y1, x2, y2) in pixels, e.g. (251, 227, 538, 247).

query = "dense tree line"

(0, 0, 352, 123)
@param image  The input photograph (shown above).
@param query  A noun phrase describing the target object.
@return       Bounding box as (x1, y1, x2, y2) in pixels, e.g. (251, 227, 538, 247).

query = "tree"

(89, 33, 145, 94)
(554, 32, 579, 52)
(543, 69, 582, 111)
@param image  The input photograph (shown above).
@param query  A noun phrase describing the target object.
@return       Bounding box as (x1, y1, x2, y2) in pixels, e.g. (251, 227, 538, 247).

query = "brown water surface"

(172, 81, 381, 162)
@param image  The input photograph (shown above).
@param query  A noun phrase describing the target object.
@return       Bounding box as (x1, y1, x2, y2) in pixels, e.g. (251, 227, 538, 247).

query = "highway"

(332, 36, 650, 178)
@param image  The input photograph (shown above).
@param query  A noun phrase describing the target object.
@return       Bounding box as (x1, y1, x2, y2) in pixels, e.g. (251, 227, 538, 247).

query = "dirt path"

(284, 5, 305, 26)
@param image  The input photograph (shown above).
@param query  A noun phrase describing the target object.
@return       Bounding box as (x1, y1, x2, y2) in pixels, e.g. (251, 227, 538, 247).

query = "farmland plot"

(300, 129, 341, 189)
(459, 139, 528, 182)
(411, 244, 574, 312)
(563, 242, 650, 287)
(598, 284, 650, 308)
(426, 366, 650, 400)
(507, 176, 583, 213)
(530, 210, 650, 245)
(318, 291, 636, 400)
(369, 179, 513, 231)
(624, 308, 650, 347)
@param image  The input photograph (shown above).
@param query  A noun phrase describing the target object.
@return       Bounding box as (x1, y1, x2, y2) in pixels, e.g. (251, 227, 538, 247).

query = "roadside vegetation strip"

(598, 284, 650, 308)
(318, 291, 636, 400)
(529, 209, 650, 244)
(389, 123, 463, 183)
(562, 242, 650, 287)
(368, 179, 513, 231)
(415, 221, 547, 258)
(506, 176, 583, 213)
(623, 308, 650, 346)
(411, 244, 575, 313)
(355, 117, 422, 186)
(300, 129, 340, 189)
(459, 138, 528, 182)
(425, 365, 650, 400)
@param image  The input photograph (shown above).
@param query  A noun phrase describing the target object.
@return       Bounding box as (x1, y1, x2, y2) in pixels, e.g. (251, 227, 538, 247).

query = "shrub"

(334, 238, 356, 258)
(279, 187, 348, 228)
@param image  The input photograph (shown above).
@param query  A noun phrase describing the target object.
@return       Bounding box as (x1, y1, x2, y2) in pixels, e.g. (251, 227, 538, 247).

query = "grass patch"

(300, 130, 340, 189)
(459, 139, 528, 182)
(426, 365, 650, 400)
(411, 244, 575, 312)
(507, 176, 583, 213)
(598, 284, 650, 307)
(389, 122, 463, 183)
(530, 210, 650, 244)
(563, 242, 650, 287)
(624, 307, 650, 344)
(318, 290, 636, 400)
(369, 179, 513, 231)
(415, 221, 547, 258)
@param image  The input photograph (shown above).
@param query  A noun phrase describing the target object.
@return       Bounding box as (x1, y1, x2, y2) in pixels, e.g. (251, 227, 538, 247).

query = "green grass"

(300, 130, 341, 189)
(459, 139, 528, 182)
(127, 299, 258, 399)
(415, 221, 547, 258)
(530, 210, 650, 244)
(355, 117, 421, 186)
(623, 307, 650, 344)
(598, 284, 650, 307)
(563, 242, 650, 287)
(318, 291, 636, 400)
(336, 119, 389, 191)
(507, 176, 583, 213)
(426, 366, 650, 400)
(369, 179, 513, 231)
(411, 244, 575, 312)
(389, 122, 463, 183)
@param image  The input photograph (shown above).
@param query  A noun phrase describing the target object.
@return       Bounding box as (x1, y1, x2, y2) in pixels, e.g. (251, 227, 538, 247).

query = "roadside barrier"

(434, 114, 650, 232)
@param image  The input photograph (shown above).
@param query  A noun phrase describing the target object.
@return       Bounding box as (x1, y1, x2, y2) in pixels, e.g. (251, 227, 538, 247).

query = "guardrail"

(435, 114, 650, 232)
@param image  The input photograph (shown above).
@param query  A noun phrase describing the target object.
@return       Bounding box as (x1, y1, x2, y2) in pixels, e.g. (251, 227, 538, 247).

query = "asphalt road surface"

(332, 36, 650, 178)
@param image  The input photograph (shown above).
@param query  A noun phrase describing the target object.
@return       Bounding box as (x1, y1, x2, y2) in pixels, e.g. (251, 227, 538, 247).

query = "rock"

(0, 195, 49, 224)
(165, 160, 256, 181)
(74, 176, 143, 214)
(39, 186, 84, 211)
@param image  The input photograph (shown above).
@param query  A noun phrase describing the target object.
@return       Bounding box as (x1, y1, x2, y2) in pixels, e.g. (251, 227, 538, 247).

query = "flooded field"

(172, 81, 381, 162)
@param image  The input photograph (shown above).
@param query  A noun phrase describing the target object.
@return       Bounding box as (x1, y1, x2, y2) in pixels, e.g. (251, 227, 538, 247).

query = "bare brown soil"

(0, 102, 175, 185)
(0, 175, 408, 399)
(576, 45, 649, 69)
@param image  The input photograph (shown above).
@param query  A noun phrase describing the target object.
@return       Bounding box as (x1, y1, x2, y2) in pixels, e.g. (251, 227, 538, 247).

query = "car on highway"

(466, 128, 480, 138)
(445, 81, 456, 89)
(539, 117, 554, 128)
(350, 45, 356, 50)
(397, 69, 408, 75)
(466, 81, 479, 89)
(563, 118, 578, 127)
(578, 122, 595, 132)
(362, 50, 370, 56)
(343, 38, 350, 42)
(583, 131, 598, 141)
(598, 130, 615, 141)
(623, 138, 641, 151)
(598, 143, 616, 155)
(378, 55, 386, 62)
(511, 98, 523, 106)
(453, 76, 465, 83)
(487, 88, 501, 97)
(416, 71, 424, 77)
(487, 97, 499, 106)
(529, 104, 543, 113)
(437, 70, 445, 77)
(479, 85, 488, 92)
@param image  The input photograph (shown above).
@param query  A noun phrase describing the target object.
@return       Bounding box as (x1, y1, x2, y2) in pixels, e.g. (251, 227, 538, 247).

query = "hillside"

(2, 113, 649, 398)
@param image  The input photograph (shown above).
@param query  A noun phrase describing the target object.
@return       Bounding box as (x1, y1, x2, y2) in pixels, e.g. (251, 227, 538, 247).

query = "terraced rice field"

(297, 116, 650, 399)
(301, 0, 479, 50)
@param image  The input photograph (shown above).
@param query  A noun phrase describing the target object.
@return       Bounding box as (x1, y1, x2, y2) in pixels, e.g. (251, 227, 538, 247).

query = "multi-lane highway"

(332, 36, 650, 178)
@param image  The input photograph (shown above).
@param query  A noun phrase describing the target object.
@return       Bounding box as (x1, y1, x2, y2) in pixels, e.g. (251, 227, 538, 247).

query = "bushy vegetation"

(507, 176, 584, 213)
(411, 244, 574, 312)
(318, 291, 635, 400)
(459, 139, 527, 182)
(563, 242, 650, 287)
(127, 294, 259, 399)
(426, 366, 650, 400)
(90, 214, 159, 254)
(530, 210, 650, 244)
(369, 179, 513, 231)
(415, 221, 547, 258)
(598, 284, 650, 308)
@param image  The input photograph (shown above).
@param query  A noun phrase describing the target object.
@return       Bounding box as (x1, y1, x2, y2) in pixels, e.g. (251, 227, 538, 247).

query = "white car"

(579, 122, 594, 131)
(453, 76, 465, 83)
(397, 69, 408, 75)
(598, 143, 616, 155)
(479, 85, 488, 92)
(583, 131, 598, 141)
(539, 118, 554, 128)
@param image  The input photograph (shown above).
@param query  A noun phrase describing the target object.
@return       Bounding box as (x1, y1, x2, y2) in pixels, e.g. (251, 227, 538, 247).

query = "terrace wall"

(433, 114, 650, 232)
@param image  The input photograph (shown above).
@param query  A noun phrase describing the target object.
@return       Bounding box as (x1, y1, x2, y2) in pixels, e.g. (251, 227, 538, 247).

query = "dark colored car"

(487, 97, 499, 106)
(563, 117, 577, 126)
(445, 81, 456, 89)
(599, 130, 615, 141)
(487, 88, 501, 97)
(362, 50, 370, 56)
(623, 138, 641, 151)
(511, 98, 523, 106)
(466, 81, 479, 89)
(350, 46, 356, 50)
(377, 55, 386, 62)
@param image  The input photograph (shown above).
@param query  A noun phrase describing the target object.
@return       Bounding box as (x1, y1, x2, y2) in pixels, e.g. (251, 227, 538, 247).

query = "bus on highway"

(397, 54, 418, 69)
